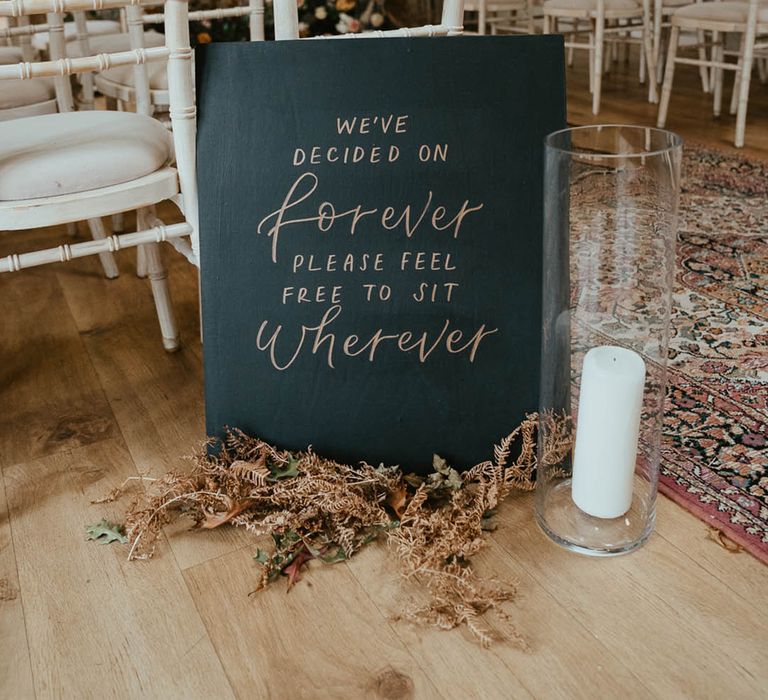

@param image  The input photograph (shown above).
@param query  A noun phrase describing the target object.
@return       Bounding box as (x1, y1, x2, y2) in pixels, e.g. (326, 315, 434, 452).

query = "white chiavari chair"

(0, 12, 122, 278)
(465, 0, 537, 35)
(657, 0, 768, 146)
(67, 9, 165, 110)
(1, 15, 33, 63)
(93, 0, 265, 115)
(492, 0, 544, 34)
(0, 0, 199, 351)
(543, 0, 658, 113)
(652, 0, 713, 92)
(30, 15, 121, 52)
(0, 16, 58, 119)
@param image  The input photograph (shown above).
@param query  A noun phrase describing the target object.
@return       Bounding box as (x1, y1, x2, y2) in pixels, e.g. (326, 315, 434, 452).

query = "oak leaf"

(282, 544, 314, 591)
(86, 519, 127, 545)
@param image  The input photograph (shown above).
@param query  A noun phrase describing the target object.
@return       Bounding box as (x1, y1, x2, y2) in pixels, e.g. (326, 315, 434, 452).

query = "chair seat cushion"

(66, 30, 166, 58)
(673, 1, 768, 23)
(544, 0, 639, 10)
(99, 59, 169, 90)
(0, 111, 173, 201)
(0, 46, 23, 65)
(32, 19, 121, 51)
(0, 78, 55, 110)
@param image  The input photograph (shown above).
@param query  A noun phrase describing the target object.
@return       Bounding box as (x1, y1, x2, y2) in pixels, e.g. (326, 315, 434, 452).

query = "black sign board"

(197, 35, 566, 473)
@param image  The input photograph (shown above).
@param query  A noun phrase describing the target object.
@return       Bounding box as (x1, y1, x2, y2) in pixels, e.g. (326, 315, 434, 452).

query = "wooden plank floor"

(1, 51, 767, 699)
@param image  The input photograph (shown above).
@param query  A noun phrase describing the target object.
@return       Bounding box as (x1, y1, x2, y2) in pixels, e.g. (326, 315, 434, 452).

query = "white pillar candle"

(571, 345, 646, 519)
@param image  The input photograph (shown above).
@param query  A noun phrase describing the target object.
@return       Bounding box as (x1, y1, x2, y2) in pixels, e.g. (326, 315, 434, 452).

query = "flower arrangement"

(186, 0, 397, 45)
(90, 414, 573, 647)
(297, 0, 391, 37)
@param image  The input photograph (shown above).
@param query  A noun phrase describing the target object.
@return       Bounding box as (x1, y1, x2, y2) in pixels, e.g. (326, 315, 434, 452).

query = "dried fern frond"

(103, 413, 572, 646)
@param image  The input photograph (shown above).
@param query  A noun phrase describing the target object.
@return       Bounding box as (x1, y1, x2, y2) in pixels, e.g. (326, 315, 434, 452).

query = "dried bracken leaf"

(90, 475, 156, 504)
(387, 485, 408, 519)
(230, 458, 270, 487)
(201, 498, 256, 529)
(101, 413, 572, 647)
(706, 526, 743, 553)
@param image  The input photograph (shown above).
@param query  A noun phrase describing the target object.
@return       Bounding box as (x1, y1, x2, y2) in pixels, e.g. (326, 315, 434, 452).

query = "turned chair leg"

(592, 11, 605, 114)
(712, 31, 724, 118)
(136, 244, 148, 278)
(136, 208, 180, 352)
(652, 0, 663, 80)
(589, 21, 596, 94)
(642, 0, 658, 102)
(734, 24, 756, 147)
(656, 28, 667, 83)
(697, 29, 710, 92)
(730, 33, 747, 115)
(657, 25, 680, 127)
(87, 217, 119, 280)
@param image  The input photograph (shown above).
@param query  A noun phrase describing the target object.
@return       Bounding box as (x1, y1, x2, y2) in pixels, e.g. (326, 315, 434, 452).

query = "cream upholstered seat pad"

(0, 111, 173, 201)
(99, 59, 169, 91)
(0, 46, 23, 65)
(66, 30, 166, 58)
(32, 19, 121, 51)
(674, 1, 768, 22)
(544, 0, 639, 10)
(0, 78, 55, 110)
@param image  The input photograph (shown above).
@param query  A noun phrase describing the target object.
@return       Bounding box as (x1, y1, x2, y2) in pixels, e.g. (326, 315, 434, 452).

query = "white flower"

(370, 12, 384, 27)
(298, 21, 310, 32)
(315, 6, 328, 19)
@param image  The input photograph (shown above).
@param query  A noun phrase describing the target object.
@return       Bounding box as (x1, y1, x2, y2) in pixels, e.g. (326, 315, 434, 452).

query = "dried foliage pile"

(98, 413, 571, 647)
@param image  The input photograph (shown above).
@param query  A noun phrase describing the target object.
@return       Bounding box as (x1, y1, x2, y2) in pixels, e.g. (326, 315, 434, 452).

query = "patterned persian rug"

(663, 144, 767, 562)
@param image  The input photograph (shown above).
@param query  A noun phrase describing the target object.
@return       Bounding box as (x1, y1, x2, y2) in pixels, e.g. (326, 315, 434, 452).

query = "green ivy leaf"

(253, 549, 269, 564)
(269, 456, 300, 481)
(318, 546, 347, 564)
(86, 519, 127, 545)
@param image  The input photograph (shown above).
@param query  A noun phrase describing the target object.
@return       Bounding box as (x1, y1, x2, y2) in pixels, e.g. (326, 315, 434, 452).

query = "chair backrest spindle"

(274, 0, 299, 40)
(442, 0, 465, 27)
(46, 11, 75, 112)
(164, 0, 198, 257)
(249, 0, 265, 41)
(126, 3, 152, 115)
